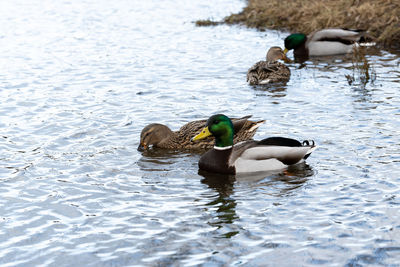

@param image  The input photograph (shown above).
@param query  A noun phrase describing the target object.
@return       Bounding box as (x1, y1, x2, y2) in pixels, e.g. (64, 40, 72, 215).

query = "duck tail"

(344, 29, 376, 46)
(247, 74, 259, 85)
(302, 140, 315, 147)
(302, 140, 317, 159)
(238, 115, 252, 120)
(249, 120, 266, 132)
(258, 79, 272, 84)
(358, 32, 376, 46)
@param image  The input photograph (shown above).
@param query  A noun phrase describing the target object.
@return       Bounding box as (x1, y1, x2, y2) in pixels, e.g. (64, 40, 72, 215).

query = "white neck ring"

(213, 145, 232, 150)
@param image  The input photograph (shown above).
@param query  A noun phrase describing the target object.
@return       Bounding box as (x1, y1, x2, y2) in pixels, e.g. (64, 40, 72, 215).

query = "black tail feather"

(258, 137, 302, 147)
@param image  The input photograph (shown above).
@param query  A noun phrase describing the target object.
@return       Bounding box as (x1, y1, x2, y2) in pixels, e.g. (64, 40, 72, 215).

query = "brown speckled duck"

(193, 114, 317, 175)
(247, 46, 291, 85)
(138, 115, 265, 151)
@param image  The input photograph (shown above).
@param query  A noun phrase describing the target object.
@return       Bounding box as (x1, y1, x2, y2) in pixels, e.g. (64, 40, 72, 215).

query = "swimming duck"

(192, 114, 316, 174)
(247, 46, 290, 85)
(284, 28, 374, 58)
(138, 115, 265, 151)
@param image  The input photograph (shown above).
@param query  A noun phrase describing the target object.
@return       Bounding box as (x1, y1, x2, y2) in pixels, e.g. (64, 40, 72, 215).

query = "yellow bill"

(192, 127, 212, 141)
(283, 48, 289, 54)
(282, 48, 291, 63)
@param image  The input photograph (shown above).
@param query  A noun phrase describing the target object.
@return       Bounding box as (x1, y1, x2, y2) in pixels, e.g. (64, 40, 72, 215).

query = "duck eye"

(214, 120, 219, 124)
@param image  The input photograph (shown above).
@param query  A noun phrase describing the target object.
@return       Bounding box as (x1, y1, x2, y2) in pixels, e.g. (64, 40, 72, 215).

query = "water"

(1, 0, 399, 266)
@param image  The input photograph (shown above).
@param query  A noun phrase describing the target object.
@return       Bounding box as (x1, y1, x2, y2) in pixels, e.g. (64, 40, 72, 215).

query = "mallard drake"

(192, 114, 316, 174)
(138, 115, 265, 151)
(284, 28, 374, 58)
(247, 46, 290, 85)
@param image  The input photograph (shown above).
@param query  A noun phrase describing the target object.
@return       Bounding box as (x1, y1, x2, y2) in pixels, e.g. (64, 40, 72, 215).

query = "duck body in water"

(138, 115, 265, 151)
(193, 114, 317, 175)
(284, 28, 375, 59)
(247, 46, 290, 85)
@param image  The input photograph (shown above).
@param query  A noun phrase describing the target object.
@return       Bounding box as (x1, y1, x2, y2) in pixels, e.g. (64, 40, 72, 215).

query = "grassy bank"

(199, 0, 400, 47)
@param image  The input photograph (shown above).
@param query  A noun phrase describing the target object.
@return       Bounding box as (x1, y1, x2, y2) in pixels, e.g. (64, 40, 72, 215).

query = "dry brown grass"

(195, 20, 222, 27)
(220, 0, 400, 47)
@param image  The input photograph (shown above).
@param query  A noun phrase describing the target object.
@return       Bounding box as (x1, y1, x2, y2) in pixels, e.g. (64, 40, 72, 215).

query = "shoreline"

(197, 0, 400, 48)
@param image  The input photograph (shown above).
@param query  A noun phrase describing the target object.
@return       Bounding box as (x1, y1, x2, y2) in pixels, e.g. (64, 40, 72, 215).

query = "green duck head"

(284, 33, 307, 53)
(192, 114, 234, 148)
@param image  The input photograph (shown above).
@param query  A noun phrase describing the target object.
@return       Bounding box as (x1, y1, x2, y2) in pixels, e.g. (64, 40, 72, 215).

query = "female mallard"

(192, 114, 316, 174)
(247, 46, 290, 85)
(138, 115, 265, 151)
(284, 28, 374, 58)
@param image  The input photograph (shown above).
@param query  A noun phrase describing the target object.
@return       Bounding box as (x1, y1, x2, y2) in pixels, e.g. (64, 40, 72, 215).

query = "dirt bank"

(198, 0, 400, 48)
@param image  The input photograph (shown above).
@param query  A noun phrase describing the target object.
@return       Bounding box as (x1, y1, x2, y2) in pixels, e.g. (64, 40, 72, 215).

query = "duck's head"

(138, 123, 173, 151)
(284, 33, 307, 54)
(192, 114, 234, 148)
(267, 46, 290, 62)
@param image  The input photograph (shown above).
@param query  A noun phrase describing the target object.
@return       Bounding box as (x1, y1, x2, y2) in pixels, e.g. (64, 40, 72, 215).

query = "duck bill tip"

(137, 143, 147, 151)
(283, 48, 289, 54)
(192, 127, 211, 141)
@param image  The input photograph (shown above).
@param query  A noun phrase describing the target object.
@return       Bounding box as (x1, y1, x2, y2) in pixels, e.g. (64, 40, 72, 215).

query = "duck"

(247, 46, 291, 85)
(192, 114, 316, 175)
(138, 115, 265, 151)
(284, 28, 374, 58)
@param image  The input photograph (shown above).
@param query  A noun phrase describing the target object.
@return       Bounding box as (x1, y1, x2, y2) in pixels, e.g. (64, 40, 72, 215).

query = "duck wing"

(261, 61, 290, 84)
(309, 28, 371, 44)
(232, 115, 252, 129)
(232, 116, 265, 138)
(229, 140, 260, 166)
(247, 61, 290, 85)
(178, 119, 208, 138)
(247, 61, 265, 85)
(231, 137, 316, 173)
(246, 137, 316, 163)
(178, 116, 252, 135)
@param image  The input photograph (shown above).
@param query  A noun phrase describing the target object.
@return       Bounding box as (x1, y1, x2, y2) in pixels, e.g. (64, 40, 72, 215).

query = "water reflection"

(198, 163, 315, 238)
(252, 83, 287, 100)
(254, 163, 315, 197)
(289, 48, 380, 106)
(199, 171, 238, 238)
(199, 171, 235, 197)
(137, 148, 200, 171)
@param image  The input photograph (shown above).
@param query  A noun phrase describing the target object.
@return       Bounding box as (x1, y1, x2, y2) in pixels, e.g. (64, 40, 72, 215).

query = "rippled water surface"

(1, 0, 400, 266)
